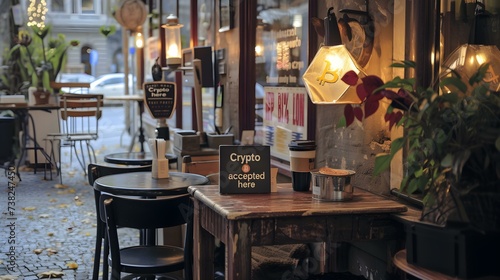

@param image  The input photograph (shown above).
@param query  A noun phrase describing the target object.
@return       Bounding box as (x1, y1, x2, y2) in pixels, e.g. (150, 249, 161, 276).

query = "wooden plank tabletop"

(188, 184, 408, 220)
(105, 95, 144, 101)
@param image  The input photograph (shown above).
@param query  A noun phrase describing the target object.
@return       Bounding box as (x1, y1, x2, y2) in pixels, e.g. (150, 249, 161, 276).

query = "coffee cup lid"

(288, 140, 316, 151)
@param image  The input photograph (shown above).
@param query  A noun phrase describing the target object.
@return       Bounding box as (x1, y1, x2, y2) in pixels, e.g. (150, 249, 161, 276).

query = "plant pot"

(405, 221, 500, 278)
(33, 90, 50, 105)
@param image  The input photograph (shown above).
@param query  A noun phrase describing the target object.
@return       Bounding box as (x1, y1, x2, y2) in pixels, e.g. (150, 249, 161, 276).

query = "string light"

(27, 0, 48, 29)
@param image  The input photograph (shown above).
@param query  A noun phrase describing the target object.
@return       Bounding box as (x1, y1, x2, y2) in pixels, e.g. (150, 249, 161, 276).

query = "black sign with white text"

(219, 145, 270, 194)
(143, 82, 176, 119)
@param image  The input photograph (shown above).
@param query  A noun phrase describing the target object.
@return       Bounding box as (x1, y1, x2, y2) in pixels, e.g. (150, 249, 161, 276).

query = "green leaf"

(406, 176, 420, 194)
(374, 153, 392, 175)
(390, 137, 405, 157)
(390, 60, 416, 69)
(414, 167, 424, 178)
(469, 63, 489, 85)
(439, 92, 459, 103)
(434, 128, 447, 144)
(408, 174, 429, 193)
(337, 116, 346, 128)
(439, 76, 467, 93)
(441, 153, 453, 167)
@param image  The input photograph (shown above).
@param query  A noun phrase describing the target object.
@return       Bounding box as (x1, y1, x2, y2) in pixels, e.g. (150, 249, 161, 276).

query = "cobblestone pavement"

(0, 106, 144, 280)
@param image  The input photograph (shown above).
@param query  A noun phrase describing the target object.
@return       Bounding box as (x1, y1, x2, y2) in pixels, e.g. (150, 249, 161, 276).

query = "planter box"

(173, 130, 200, 152)
(405, 222, 500, 278)
(207, 133, 233, 149)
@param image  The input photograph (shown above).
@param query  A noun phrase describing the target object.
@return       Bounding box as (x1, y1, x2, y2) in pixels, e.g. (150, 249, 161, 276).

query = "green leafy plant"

(339, 61, 500, 229)
(1, 24, 79, 94)
(99, 25, 117, 37)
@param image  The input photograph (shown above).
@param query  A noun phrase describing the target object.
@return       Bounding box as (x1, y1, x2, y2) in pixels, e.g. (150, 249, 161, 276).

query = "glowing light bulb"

(135, 32, 144, 48)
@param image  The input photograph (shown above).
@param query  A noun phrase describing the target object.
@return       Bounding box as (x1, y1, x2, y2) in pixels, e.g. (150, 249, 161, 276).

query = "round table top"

(94, 171, 209, 197)
(104, 152, 177, 166)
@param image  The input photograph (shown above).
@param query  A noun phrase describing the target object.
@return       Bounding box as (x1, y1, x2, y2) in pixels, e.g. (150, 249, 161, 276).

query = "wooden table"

(188, 184, 408, 279)
(105, 95, 146, 152)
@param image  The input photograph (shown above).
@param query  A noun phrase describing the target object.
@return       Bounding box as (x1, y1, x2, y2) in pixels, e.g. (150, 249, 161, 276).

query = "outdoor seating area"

(0, 107, 140, 279)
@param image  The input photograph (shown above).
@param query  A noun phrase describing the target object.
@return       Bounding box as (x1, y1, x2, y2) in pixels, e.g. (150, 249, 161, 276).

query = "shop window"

(50, 0, 65, 12)
(255, 0, 309, 161)
(81, 0, 95, 14)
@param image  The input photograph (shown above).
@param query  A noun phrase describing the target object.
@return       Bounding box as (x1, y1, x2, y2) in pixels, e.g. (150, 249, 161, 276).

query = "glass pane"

(82, 0, 94, 13)
(51, 0, 65, 12)
(255, 0, 309, 148)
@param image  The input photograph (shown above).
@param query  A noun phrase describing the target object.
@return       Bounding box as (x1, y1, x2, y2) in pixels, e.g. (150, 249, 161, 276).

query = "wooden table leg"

(193, 200, 215, 280)
(227, 220, 252, 279)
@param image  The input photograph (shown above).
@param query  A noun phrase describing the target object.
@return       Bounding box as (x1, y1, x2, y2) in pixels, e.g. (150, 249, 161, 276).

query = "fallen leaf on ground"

(37, 271, 64, 278)
(47, 232, 54, 237)
(66, 262, 78, 269)
(46, 248, 58, 255)
(39, 214, 50, 218)
(22, 206, 36, 211)
(33, 248, 44, 254)
(57, 188, 76, 195)
(57, 204, 69, 208)
(75, 201, 84, 206)
(54, 184, 68, 189)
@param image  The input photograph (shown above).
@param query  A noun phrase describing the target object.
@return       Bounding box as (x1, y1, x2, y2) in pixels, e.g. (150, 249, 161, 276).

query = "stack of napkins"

(149, 138, 169, 179)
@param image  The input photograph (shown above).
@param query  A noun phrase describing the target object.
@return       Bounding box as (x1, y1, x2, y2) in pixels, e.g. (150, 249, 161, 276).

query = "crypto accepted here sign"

(143, 81, 176, 119)
(219, 145, 270, 194)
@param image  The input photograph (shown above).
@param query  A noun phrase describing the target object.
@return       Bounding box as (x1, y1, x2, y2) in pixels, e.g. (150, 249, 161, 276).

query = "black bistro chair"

(87, 163, 152, 280)
(100, 192, 190, 280)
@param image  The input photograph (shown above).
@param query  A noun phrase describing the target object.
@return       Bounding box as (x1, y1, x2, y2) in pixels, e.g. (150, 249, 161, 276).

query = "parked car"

(57, 72, 95, 83)
(56, 73, 95, 93)
(70, 73, 136, 105)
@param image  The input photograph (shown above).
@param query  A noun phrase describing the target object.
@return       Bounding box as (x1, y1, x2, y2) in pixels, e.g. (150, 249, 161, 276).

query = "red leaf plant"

(339, 69, 414, 129)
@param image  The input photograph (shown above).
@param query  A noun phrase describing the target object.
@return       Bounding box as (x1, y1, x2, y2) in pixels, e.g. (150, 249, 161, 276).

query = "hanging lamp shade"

(303, 45, 366, 104)
(303, 7, 367, 104)
(441, 44, 500, 92)
(162, 14, 183, 68)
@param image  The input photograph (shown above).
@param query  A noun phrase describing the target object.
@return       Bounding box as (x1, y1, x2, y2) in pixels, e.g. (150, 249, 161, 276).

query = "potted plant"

(339, 61, 500, 278)
(1, 25, 79, 104)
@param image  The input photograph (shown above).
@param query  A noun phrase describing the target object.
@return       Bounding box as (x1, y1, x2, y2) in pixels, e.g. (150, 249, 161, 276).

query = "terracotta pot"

(33, 90, 50, 105)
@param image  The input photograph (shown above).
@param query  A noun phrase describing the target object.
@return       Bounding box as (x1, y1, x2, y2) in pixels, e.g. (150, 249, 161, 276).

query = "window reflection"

(81, 0, 94, 14)
(51, 0, 65, 12)
(255, 0, 309, 151)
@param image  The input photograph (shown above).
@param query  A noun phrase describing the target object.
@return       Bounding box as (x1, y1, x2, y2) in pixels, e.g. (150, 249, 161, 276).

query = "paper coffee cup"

(288, 140, 316, 191)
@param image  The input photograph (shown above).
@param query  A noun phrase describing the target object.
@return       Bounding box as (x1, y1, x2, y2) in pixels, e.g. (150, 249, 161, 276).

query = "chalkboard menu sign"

(219, 145, 270, 194)
(143, 82, 176, 119)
